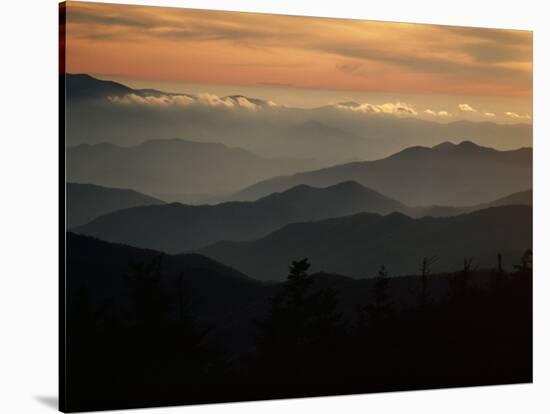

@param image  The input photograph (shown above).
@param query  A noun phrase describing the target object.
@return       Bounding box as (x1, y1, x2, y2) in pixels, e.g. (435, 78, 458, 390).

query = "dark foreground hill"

(74, 181, 406, 252)
(66, 183, 165, 228)
(67, 232, 263, 320)
(65, 233, 531, 411)
(232, 141, 532, 206)
(199, 205, 532, 281)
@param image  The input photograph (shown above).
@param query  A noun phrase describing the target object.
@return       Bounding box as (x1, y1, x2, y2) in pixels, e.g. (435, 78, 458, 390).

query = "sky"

(64, 1, 532, 123)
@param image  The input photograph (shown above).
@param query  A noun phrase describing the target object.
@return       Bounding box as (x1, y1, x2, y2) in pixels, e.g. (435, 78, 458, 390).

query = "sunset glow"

(65, 2, 532, 97)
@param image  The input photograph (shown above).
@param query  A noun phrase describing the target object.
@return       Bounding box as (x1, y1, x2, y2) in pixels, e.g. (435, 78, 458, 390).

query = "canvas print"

(60, 1, 533, 412)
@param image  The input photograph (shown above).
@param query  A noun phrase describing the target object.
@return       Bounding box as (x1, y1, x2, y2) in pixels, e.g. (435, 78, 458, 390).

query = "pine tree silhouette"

(255, 258, 343, 385)
(419, 256, 438, 309)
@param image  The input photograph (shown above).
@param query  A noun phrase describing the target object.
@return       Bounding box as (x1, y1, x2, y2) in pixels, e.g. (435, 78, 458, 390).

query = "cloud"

(196, 93, 235, 109)
(234, 96, 258, 111)
(505, 111, 531, 120)
(337, 101, 417, 116)
(458, 103, 476, 112)
(484, 112, 496, 117)
(107, 93, 272, 111)
(424, 109, 451, 117)
(107, 93, 195, 107)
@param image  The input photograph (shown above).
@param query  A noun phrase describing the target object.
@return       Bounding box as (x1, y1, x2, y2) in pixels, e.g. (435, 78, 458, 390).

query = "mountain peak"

(431, 140, 495, 155)
(432, 141, 456, 151)
(327, 180, 368, 192)
(457, 140, 480, 148)
(271, 181, 368, 198)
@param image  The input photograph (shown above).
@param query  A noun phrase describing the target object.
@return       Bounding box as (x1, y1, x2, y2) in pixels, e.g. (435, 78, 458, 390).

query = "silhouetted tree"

(255, 258, 343, 384)
(514, 249, 532, 276)
(369, 265, 393, 324)
(490, 252, 507, 292)
(449, 257, 474, 302)
(419, 256, 438, 309)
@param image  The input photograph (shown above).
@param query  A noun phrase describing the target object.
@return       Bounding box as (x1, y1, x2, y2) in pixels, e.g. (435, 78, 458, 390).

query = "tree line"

(66, 250, 532, 412)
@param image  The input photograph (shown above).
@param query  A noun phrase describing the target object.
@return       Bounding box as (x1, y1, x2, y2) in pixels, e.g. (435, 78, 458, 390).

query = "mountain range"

(74, 177, 531, 255)
(232, 141, 532, 206)
(65, 74, 532, 165)
(74, 181, 406, 252)
(199, 205, 532, 281)
(67, 138, 320, 203)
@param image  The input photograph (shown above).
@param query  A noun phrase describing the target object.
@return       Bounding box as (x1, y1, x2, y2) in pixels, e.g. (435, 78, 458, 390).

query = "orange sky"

(64, 1, 532, 102)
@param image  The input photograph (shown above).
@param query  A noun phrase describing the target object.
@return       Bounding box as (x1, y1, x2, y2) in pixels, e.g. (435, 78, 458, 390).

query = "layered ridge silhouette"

(74, 180, 531, 255)
(199, 205, 532, 281)
(232, 141, 532, 206)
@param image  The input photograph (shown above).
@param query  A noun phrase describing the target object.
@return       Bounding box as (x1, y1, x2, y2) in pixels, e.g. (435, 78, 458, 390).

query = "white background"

(0, 0, 548, 412)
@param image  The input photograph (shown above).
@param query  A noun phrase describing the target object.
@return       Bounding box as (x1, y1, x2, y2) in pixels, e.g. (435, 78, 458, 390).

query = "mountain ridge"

(231, 141, 532, 206)
(74, 181, 407, 253)
(199, 205, 532, 281)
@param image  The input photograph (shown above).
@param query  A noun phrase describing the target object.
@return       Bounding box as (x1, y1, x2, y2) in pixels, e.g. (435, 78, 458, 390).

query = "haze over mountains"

(66, 74, 532, 166)
(234, 141, 532, 206)
(67, 138, 320, 203)
(200, 205, 532, 281)
(68, 135, 531, 207)
(65, 74, 533, 283)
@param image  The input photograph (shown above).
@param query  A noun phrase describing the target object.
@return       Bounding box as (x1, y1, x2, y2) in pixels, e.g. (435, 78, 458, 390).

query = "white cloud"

(234, 96, 258, 111)
(484, 112, 496, 117)
(108, 93, 195, 107)
(424, 109, 451, 117)
(458, 103, 476, 112)
(337, 101, 417, 116)
(196, 93, 235, 108)
(107, 93, 271, 111)
(505, 112, 531, 120)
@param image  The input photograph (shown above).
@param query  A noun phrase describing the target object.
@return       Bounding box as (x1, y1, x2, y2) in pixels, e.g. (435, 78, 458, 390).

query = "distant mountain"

(479, 188, 532, 208)
(313, 105, 532, 154)
(74, 181, 407, 253)
(415, 189, 532, 217)
(199, 205, 532, 281)
(66, 183, 164, 228)
(65, 74, 531, 164)
(67, 138, 320, 202)
(272, 120, 380, 164)
(65, 73, 193, 102)
(231, 141, 532, 206)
